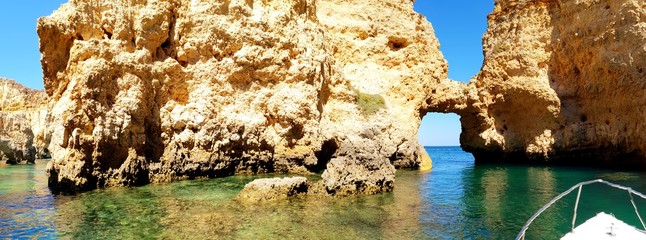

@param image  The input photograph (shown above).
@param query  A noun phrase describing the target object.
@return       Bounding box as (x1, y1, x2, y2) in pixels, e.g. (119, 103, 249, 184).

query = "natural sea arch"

(419, 113, 462, 147)
(413, 1, 493, 160)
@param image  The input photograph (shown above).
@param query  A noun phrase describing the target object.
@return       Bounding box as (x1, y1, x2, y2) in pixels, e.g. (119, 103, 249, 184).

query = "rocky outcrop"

(0, 78, 51, 164)
(237, 177, 309, 203)
(460, 0, 646, 168)
(38, 0, 451, 194)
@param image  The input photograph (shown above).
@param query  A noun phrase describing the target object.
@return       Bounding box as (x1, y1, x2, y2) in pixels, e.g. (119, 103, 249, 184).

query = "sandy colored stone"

(0, 78, 50, 164)
(237, 177, 309, 203)
(460, 0, 646, 167)
(38, 0, 449, 194)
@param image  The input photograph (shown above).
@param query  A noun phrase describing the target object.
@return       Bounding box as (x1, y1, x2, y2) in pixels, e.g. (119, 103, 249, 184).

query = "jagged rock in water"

(0, 78, 50, 164)
(237, 177, 309, 203)
(38, 0, 451, 194)
(459, 0, 646, 168)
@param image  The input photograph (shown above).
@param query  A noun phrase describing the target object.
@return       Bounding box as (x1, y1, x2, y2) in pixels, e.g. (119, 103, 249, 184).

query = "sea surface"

(2, 146, 646, 239)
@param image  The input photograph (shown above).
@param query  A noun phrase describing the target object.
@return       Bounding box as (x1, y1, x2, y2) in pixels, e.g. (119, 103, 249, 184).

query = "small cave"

(160, 38, 172, 57)
(102, 27, 113, 40)
(286, 124, 305, 147)
(580, 114, 588, 123)
(311, 139, 338, 173)
(387, 36, 409, 51)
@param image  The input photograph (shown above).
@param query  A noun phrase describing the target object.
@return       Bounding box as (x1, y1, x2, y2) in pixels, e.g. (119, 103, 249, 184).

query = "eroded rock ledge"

(38, 0, 453, 194)
(0, 78, 50, 164)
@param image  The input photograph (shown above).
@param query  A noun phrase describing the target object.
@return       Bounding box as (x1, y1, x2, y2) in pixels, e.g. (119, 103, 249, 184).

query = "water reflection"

(381, 171, 424, 239)
(3, 149, 646, 239)
(0, 160, 56, 238)
(481, 167, 508, 232)
(462, 164, 571, 239)
(421, 146, 476, 238)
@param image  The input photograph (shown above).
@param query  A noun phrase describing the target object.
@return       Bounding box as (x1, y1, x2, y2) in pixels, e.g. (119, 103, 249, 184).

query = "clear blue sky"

(0, 0, 67, 90)
(0, 1, 493, 146)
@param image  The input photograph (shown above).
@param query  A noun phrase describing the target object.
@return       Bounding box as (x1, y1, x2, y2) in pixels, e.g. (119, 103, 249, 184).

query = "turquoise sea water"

(2, 146, 646, 239)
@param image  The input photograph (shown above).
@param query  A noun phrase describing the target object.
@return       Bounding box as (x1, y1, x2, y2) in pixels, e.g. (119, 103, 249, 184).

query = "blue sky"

(0, 1, 492, 146)
(0, 0, 67, 90)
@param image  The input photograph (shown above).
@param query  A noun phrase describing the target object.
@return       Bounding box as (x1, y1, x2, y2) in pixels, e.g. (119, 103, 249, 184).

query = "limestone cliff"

(38, 0, 451, 193)
(460, 0, 646, 167)
(0, 78, 51, 164)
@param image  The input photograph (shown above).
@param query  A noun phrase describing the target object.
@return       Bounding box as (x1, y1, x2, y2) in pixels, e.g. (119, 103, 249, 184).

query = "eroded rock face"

(460, 0, 646, 167)
(38, 0, 450, 193)
(0, 78, 51, 164)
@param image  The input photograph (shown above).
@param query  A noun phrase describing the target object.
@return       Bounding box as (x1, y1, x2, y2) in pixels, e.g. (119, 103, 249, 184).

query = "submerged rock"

(38, 0, 451, 194)
(237, 177, 309, 203)
(0, 78, 50, 164)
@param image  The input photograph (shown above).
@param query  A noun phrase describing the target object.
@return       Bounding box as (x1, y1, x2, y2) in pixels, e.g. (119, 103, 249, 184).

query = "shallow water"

(2, 147, 646, 239)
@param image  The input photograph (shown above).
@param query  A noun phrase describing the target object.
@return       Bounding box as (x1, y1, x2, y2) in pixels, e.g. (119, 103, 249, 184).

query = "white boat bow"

(516, 179, 646, 240)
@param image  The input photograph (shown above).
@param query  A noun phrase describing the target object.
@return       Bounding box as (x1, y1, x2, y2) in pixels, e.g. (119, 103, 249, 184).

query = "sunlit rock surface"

(460, 0, 646, 167)
(0, 78, 50, 164)
(36, 0, 646, 195)
(237, 177, 309, 202)
(38, 0, 452, 194)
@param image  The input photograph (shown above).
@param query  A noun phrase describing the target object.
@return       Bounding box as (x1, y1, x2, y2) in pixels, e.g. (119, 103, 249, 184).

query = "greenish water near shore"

(2, 147, 646, 239)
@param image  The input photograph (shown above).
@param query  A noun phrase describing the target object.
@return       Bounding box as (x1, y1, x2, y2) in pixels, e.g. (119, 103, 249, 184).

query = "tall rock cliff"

(38, 0, 452, 194)
(461, 0, 646, 167)
(0, 78, 51, 164)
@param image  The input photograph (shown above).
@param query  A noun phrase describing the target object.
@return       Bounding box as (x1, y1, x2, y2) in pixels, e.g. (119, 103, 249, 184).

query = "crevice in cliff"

(316, 61, 331, 118)
(101, 27, 112, 40)
(157, 4, 178, 62)
(311, 139, 337, 173)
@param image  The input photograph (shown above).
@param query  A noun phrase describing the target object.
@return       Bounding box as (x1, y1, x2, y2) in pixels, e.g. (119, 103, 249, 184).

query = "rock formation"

(0, 78, 51, 164)
(38, 0, 645, 195)
(38, 0, 451, 194)
(459, 0, 646, 168)
(237, 177, 309, 203)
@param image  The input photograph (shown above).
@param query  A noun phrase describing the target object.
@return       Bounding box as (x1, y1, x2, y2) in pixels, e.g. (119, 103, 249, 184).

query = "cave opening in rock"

(419, 113, 462, 147)
(312, 139, 338, 173)
(418, 113, 463, 160)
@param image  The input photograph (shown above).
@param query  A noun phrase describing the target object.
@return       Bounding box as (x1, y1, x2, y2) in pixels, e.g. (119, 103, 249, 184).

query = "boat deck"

(561, 212, 646, 240)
